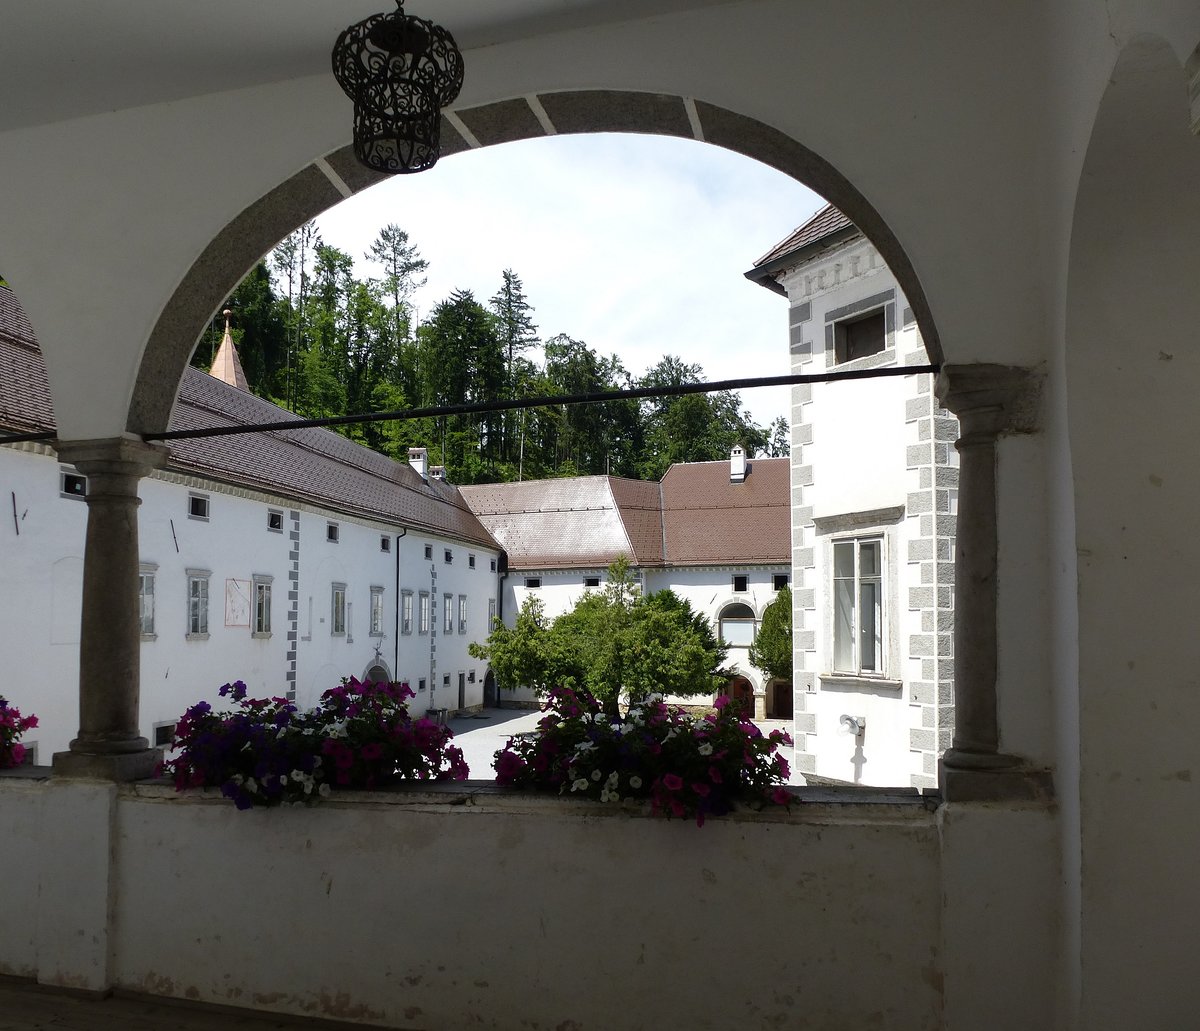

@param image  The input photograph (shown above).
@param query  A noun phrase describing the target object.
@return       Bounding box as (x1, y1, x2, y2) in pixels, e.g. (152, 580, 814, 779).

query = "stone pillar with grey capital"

(51, 436, 168, 780)
(935, 365, 1051, 801)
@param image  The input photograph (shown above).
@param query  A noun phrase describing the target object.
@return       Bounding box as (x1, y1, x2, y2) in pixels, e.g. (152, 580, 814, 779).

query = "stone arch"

(363, 660, 391, 684)
(1065, 34, 1200, 1029)
(128, 91, 943, 435)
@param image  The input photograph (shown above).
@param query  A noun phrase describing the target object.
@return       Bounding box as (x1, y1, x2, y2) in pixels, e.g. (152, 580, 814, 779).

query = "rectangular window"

(331, 584, 346, 635)
(443, 594, 453, 633)
(326, 522, 340, 543)
(443, 674, 451, 687)
(732, 574, 749, 593)
(458, 594, 467, 634)
(267, 509, 283, 532)
(188, 493, 210, 521)
(490, 558, 497, 572)
(252, 575, 272, 636)
(370, 586, 385, 636)
(401, 590, 413, 635)
(468, 554, 476, 569)
(418, 678, 426, 692)
(153, 722, 176, 749)
(444, 548, 453, 564)
(380, 535, 391, 552)
(773, 573, 789, 591)
(138, 564, 156, 638)
(60, 470, 87, 499)
(186, 569, 210, 637)
(833, 537, 884, 674)
(424, 544, 433, 560)
(835, 309, 886, 364)
(488, 598, 497, 630)
(584, 576, 600, 588)
(524, 577, 541, 589)
(419, 591, 430, 634)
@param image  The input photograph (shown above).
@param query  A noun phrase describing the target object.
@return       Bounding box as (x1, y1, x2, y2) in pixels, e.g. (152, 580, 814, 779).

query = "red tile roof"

(0, 285, 497, 548)
(752, 203, 855, 268)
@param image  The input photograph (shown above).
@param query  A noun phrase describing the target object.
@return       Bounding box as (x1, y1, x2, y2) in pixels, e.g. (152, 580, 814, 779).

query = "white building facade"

(749, 206, 957, 788)
(0, 295, 501, 760)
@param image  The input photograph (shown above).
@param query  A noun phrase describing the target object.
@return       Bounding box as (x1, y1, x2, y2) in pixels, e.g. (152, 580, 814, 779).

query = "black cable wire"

(0, 364, 939, 446)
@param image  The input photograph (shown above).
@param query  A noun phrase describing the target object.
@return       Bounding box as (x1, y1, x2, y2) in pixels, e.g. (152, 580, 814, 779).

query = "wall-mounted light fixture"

(839, 714, 866, 738)
(332, 1, 465, 174)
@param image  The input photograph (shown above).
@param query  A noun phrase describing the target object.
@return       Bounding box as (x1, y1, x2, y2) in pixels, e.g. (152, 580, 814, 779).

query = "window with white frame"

(59, 470, 86, 499)
(153, 721, 177, 749)
(773, 573, 789, 591)
(444, 548, 453, 565)
(458, 594, 467, 634)
(186, 569, 210, 637)
(443, 594, 453, 633)
(419, 591, 430, 634)
(732, 573, 749, 593)
(252, 575, 272, 636)
(326, 522, 340, 543)
(488, 598, 496, 630)
(380, 535, 391, 552)
(832, 537, 884, 674)
(401, 590, 413, 635)
(718, 602, 756, 647)
(583, 576, 600, 588)
(267, 509, 283, 532)
(424, 544, 433, 560)
(138, 563, 157, 638)
(524, 576, 541, 589)
(188, 492, 210, 521)
(370, 586, 385, 636)
(331, 583, 347, 636)
(468, 553, 476, 569)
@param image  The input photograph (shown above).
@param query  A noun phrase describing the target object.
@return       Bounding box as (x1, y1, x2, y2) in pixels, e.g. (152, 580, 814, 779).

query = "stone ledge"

(938, 763, 1055, 804)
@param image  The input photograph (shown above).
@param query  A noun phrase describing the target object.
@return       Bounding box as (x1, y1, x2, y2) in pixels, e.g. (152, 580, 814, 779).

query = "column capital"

(53, 435, 168, 478)
(935, 364, 1042, 437)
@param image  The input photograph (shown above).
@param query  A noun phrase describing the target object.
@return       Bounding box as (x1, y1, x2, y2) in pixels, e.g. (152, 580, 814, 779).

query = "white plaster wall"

(106, 786, 942, 1030)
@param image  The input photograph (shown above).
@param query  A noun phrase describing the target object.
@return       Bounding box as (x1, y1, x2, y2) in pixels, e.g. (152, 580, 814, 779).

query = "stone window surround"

(251, 574, 272, 638)
(185, 567, 210, 640)
(138, 562, 157, 641)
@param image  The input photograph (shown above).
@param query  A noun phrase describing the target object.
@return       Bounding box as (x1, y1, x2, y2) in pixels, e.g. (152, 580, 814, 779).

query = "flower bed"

(162, 678, 468, 809)
(493, 688, 793, 826)
(0, 695, 38, 768)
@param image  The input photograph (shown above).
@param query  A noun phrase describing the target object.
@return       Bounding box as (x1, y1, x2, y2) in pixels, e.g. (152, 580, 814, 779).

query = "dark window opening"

(267, 510, 283, 532)
(733, 574, 749, 593)
(773, 573, 789, 591)
(835, 310, 886, 363)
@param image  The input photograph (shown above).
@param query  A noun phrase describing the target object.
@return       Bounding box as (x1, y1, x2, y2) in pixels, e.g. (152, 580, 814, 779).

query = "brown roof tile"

(0, 285, 498, 549)
(753, 203, 855, 268)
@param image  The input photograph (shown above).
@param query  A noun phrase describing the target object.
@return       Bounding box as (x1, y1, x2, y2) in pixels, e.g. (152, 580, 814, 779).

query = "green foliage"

(749, 585, 793, 683)
(214, 223, 784, 484)
(471, 556, 728, 717)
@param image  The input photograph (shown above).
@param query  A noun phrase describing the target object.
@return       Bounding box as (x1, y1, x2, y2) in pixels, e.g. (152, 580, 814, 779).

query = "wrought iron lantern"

(331, 1, 465, 174)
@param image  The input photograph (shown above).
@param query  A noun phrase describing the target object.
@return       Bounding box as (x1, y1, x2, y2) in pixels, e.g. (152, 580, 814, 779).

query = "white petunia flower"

(629, 775, 643, 789)
(590, 768, 602, 781)
(318, 782, 331, 797)
(572, 778, 590, 792)
(698, 743, 713, 756)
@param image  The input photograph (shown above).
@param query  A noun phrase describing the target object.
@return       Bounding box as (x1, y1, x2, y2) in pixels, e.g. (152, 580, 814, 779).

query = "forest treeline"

(191, 222, 789, 485)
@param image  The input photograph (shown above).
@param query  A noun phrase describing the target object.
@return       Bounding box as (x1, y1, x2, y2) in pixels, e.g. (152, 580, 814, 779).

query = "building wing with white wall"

(748, 205, 958, 788)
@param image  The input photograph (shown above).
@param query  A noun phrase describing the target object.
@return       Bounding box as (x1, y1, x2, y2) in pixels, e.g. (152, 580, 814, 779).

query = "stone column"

(935, 366, 1051, 800)
(52, 436, 168, 780)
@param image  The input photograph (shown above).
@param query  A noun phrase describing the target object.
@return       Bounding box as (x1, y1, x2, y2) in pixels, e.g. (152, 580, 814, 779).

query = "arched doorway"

(720, 675, 755, 717)
(363, 662, 391, 685)
(483, 669, 498, 708)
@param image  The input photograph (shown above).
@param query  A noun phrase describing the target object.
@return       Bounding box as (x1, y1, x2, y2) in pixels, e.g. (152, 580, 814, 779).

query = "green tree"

(749, 585, 793, 683)
(471, 556, 727, 718)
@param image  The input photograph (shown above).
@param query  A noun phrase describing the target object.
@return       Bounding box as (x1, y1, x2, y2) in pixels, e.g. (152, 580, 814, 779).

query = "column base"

(52, 748, 163, 782)
(939, 756, 1055, 803)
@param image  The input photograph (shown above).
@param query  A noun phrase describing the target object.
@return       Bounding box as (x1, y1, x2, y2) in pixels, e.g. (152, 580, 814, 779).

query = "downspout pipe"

(394, 527, 406, 683)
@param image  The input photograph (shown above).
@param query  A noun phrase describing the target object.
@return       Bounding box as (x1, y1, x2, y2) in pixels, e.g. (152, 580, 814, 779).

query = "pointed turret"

(209, 309, 249, 391)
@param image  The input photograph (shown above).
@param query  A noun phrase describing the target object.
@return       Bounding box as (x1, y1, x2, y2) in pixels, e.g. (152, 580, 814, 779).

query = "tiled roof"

(660, 457, 791, 566)
(0, 285, 498, 549)
(459, 459, 789, 571)
(752, 203, 856, 269)
(458, 476, 659, 570)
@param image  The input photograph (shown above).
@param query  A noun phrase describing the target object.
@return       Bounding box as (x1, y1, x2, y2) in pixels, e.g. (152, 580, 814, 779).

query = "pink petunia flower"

(662, 773, 684, 791)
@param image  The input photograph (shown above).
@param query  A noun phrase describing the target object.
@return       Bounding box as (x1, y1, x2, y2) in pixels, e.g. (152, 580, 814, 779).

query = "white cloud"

(315, 132, 822, 426)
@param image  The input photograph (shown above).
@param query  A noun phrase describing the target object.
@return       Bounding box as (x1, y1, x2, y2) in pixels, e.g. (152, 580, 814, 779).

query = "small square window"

(327, 522, 339, 543)
(733, 574, 749, 593)
(418, 678, 426, 692)
(773, 574, 789, 591)
(424, 544, 433, 560)
(468, 554, 476, 569)
(188, 493, 209, 521)
(60, 471, 87, 499)
(380, 535, 391, 553)
(524, 577, 542, 589)
(267, 510, 283, 532)
(444, 549, 453, 564)
(835, 309, 886, 364)
(443, 674, 451, 687)
(153, 722, 176, 748)
(584, 576, 600, 588)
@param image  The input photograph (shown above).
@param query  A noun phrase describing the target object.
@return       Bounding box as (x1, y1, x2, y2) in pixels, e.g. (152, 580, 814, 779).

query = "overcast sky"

(315, 132, 823, 428)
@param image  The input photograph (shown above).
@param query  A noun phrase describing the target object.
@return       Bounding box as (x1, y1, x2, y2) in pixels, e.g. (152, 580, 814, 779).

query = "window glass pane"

(859, 540, 881, 577)
(859, 580, 881, 671)
(833, 576, 854, 671)
(720, 619, 755, 647)
(834, 541, 855, 579)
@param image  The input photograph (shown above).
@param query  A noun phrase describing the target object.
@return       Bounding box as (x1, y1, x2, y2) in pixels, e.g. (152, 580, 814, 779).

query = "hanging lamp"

(331, 1, 465, 174)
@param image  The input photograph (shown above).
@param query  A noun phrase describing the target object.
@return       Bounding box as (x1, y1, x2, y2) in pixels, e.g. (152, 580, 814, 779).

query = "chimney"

(730, 444, 747, 483)
(408, 447, 428, 480)
(430, 465, 447, 482)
